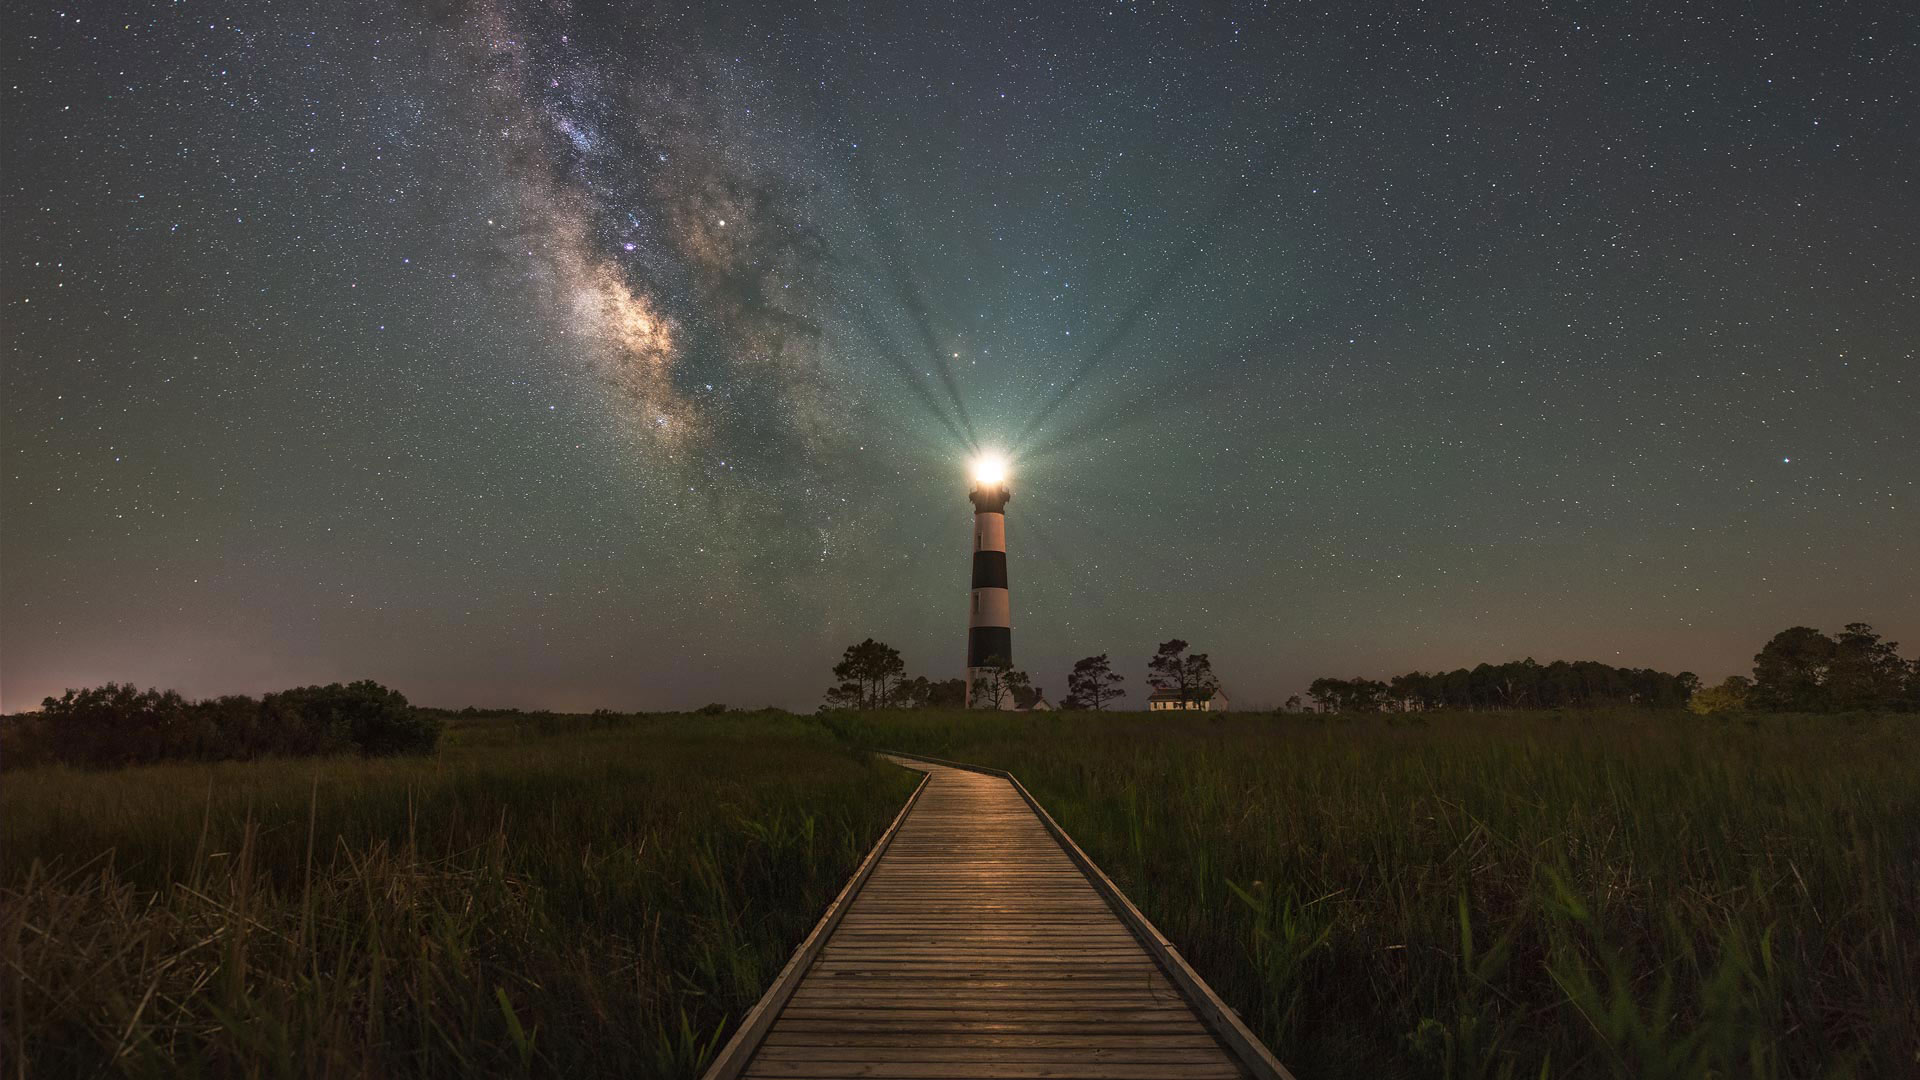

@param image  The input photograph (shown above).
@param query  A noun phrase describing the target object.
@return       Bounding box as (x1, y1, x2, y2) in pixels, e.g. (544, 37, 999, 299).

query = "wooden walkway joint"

(703, 753, 1295, 1080)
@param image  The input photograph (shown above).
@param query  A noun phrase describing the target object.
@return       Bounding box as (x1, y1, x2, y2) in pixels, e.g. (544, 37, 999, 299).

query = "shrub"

(1688, 675, 1751, 715)
(33, 684, 205, 768)
(5, 680, 439, 770)
(263, 681, 440, 757)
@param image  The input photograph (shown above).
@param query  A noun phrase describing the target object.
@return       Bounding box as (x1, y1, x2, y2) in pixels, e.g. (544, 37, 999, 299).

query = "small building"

(1148, 688, 1230, 712)
(1013, 686, 1052, 712)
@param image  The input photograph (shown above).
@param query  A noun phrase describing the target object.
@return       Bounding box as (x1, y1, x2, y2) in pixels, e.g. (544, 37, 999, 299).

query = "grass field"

(7, 707, 1915, 1078)
(826, 709, 1920, 1079)
(1, 712, 915, 1078)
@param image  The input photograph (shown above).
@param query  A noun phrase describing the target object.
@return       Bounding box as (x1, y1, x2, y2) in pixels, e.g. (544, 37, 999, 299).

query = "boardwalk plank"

(741, 1053, 1236, 1068)
(754, 1047, 1234, 1062)
(760, 1034, 1228, 1049)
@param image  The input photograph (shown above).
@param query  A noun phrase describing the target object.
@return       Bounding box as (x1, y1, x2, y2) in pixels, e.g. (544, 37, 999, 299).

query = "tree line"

(1306, 661, 1699, 712)
(1305, 622, 1918, 714)
(821, 638, 1220, 710)
(1, 680, 441, 770)
(819, 638, 1049, 710)
(822, 639, 971, 709)
(1695, 622, 1919, 713)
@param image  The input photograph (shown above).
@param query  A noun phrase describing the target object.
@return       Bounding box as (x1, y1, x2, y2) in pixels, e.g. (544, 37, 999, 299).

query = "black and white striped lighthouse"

(965, 455, 1013, 708)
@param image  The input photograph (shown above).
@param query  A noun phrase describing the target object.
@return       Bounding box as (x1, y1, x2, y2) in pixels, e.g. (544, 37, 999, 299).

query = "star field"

(3, 1, 1915, 710)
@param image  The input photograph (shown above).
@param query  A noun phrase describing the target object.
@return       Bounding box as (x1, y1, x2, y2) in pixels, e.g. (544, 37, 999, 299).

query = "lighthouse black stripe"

(967, 626, 1013, 668)
(971, 550, 1008, 589)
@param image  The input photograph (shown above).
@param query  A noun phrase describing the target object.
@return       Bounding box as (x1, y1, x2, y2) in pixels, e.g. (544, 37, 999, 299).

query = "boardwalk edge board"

(701, 769, 933, 1080)
(875, 749, 1300, 1080)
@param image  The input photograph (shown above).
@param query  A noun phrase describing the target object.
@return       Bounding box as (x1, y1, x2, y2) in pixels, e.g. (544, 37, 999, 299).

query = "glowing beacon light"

(970, 453, 1007, 487)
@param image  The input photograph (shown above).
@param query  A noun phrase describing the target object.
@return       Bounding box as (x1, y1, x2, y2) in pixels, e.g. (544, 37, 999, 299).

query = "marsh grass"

(10, 706, 1913, 1077)
(2, 714, 914, 1077)
(827, 709, 1920, 1078)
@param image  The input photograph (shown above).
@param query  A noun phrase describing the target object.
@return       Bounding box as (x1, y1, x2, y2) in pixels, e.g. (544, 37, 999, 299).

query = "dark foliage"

(1308, 623, 1919, 714)
(967, 654, 1033, 710)
(824, 638, 905, 710)
(1750, 622, 1917, 712)
(1749, 626, 1837, 711)
(1145, 639, 1220, 705)
(924, 678, 966, 708)
(1063, 654, 1126, 711)
(820, 640, 967, 710)
(1010, 679, 1046, 710)
(891, 676, 966, 709)
(2, 680, 439, 770)
(1312, 660, 1699, 712)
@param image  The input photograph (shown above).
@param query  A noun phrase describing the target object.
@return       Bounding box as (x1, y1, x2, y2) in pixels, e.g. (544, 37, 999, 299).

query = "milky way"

(3, 1, 1915, 710)
(444, 1, 852, 502)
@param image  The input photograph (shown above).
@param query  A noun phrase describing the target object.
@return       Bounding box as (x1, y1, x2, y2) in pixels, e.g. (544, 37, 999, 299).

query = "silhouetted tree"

(1306, 679, 1338, 712)
(826, 638, 906, 709)
(1011, 678, 1044, 710)
(925, 678, 967, 708)
(1750, 626, 1837, 711)
(970, 655, 1030, 709)
(38, 684, 197, 767)
(1828, 623, 1907, 711)
(1310, 659, 1698, 711)
(891, 676, 932, 708)
(1675, 672, 1703, 703)
(20, 679, 436, 769)
(1688, 675, 1751, 715)
(1307, 677, 1390, 712)
(1147, 639, 1220, 707)
(203, 694, 272, 758)
(821, 682, 863, 710)
(1066, 654, 1126, 711)
(262, 681, 438, 756)
(890, 676, 958, 708)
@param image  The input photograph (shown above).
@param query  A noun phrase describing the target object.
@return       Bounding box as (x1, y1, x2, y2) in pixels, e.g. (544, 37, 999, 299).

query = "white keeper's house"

(1147, 688, 1231, 712)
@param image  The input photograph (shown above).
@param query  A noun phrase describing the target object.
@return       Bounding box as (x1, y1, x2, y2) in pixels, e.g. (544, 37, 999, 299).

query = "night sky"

(4, 1, 1915, 712)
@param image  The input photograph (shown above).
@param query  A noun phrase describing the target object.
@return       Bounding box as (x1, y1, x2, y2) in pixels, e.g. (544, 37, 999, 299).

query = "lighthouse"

(965, 454, 1013, 708)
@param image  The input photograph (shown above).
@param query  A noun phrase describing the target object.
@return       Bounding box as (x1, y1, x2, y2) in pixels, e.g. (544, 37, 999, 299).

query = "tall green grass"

(11, 707, 1913, 1077)
(2, 714, 915, 1077)
(827, 709, 1920, 1079)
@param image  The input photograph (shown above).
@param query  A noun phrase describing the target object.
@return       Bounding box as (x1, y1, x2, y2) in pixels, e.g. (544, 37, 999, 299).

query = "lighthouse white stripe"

(973, 512, 1005, 552)
(969, 588, 1010, 627)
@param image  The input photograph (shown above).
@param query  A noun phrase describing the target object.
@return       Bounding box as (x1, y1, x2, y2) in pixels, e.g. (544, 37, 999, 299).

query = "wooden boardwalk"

(708, 757, 1281, 1080)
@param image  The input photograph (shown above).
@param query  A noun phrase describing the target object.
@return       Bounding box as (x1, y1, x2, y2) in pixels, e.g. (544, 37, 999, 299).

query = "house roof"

(1147, 687, 1227, 702)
